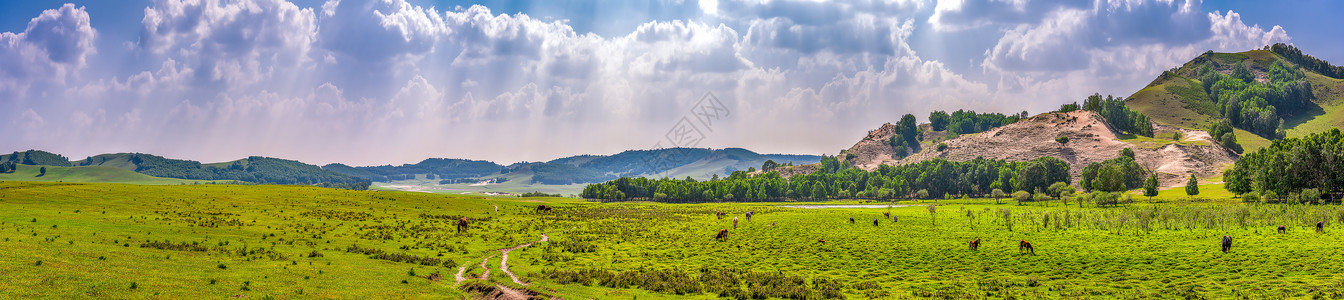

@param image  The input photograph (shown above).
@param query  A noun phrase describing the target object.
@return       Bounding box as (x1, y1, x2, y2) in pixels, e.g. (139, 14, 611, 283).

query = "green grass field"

(5, 180, 1344, 299)
(0, 165, 208, 185)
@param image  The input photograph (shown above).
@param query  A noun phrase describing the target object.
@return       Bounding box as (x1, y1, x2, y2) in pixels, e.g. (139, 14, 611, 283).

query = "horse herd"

(709, 211, 1330, 254)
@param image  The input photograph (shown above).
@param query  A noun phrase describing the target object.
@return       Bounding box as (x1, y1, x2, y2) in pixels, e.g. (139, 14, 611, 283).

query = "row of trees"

(930, 109, 1027, 135)
(0, 161, 16, 173)
(581, 156, 1071, 203)
(1268, 43, 1344, 79)
(1083, 93, 1155, 136)
(1223, 128, 1344, 199)
(1198, 60, 1312, 138)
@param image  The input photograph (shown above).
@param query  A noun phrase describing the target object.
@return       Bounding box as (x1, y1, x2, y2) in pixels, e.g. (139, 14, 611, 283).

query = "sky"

(1, 0, 1340, 166)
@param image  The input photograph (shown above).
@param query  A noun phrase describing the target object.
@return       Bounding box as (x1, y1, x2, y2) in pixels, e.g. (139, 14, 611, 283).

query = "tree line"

(1081, 93, 1155, 136)
(581, 156, 1072, 203)
(1268, 43, 1344, 79)
(1224, 128, 1344, 201)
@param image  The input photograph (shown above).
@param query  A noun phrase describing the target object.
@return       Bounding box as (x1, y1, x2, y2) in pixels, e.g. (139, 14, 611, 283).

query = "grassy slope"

(0, 182, 565, 298)
(7, 181, 1344, 298)
(0, 165, 203, 185)
(1127, 49, 1344, 153)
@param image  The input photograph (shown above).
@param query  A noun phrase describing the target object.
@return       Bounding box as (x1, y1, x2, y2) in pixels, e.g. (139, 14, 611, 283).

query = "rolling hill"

(342, 148, 821, 186)
(2, 151, 370, 189)
(1126, 43, 1344, 152)
(0, 164, 205, 185)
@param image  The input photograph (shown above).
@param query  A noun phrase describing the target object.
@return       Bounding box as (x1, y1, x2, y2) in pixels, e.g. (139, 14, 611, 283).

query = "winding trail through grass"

(478, 256, 493, 280)
(500, 233, 549, 285)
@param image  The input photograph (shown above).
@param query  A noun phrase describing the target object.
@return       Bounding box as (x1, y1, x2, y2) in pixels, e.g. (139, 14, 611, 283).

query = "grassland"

(5, 180, 1344, 299)
(0, 165, 208, 185)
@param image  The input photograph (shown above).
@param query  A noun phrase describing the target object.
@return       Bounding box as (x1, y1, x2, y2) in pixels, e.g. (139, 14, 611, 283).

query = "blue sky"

(0, 0, 1337, 166)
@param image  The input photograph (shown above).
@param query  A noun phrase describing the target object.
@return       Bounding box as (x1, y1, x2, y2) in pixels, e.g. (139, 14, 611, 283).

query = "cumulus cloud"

(0, 4, 96, 94)
(140, 0, 317, 86)
(0, 0, 1308, 166)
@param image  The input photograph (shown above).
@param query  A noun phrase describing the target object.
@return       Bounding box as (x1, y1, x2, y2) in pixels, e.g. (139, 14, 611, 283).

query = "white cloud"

(1209, 10, 1290, 51)
(140, 0, 317, 86)
(0, 4, 96, 95)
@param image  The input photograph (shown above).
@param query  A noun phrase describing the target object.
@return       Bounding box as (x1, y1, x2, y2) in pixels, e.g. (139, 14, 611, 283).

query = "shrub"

(937, 143, 949, 151)
(218, 263, 227, 269)
(1242, 191, 1261, 203)
(1302, 188, 1321, 204)
(1012, 191, 1031, 204)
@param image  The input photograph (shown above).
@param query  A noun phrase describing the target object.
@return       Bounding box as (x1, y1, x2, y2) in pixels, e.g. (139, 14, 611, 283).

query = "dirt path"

(500, 233, 550, 285)
(478, 256, 493, 280)
(455, 260, 469, 283)
(493, 205, 499, 212)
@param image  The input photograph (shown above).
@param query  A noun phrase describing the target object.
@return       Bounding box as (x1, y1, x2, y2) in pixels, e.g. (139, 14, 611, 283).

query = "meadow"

(4, 180, 1344, 299)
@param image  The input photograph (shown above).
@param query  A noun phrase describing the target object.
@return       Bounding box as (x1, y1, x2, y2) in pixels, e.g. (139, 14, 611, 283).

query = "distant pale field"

(3, 180, 1342, 299)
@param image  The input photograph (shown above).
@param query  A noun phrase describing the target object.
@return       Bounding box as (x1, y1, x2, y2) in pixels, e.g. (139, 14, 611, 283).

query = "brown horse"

(968, 239, 981, 251)
(733, 217, 739, 229)
(456, 217, 469, 233)
(893, 215, 899, 222)
(872, 218, 879, 226)
(817, 238, 826, 244)
(883, 211, 891, 218)
(1221, 235, 1233, 253)
(536, 205, 552, 213)
(716, 229, 729, 240)
(746, 211, 756, 221)
(1278, 225, 1286, 234)
(716, 211, 725, 220)
(1019, 240, 1035, 255)
(848, 217, 855, 224)
(1317, 221, 1325, 233)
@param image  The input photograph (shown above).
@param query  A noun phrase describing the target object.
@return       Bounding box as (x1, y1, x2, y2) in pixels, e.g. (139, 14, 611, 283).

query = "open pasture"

(4, 181, 1344, 298)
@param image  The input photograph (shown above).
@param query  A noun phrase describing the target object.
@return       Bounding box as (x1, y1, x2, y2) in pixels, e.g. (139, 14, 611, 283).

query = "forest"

(1223, 128, 1344, 201)
(580, 156, 1072, 203)
(1197, 58, 1313, 138)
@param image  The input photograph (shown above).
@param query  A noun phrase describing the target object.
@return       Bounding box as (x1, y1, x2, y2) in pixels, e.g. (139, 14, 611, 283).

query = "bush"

(1302, 188, 1321, 204)
(1012, 191, 1031, 204)
(1242, 191, 1261, 203)
(937, 143, 949, 151)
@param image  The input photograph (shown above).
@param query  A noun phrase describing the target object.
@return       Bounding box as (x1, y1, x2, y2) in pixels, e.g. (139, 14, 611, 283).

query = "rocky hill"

(871, 111, 1233, 187)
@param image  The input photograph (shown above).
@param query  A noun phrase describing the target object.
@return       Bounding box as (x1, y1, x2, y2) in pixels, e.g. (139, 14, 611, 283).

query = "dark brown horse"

(817, 238, 826, 244)
(456, 217, 469, 233)
(1221, 235, 1233, 253)
(968, 239, 981, 251)
(872, 218, 879, 226)
(1317, 221, 1325, 233)
(536, 205, 552, 213)
(848, 217, 855, 224)
(1278, 225, 1286, 234)
(883, 211, 891, 218)
(716, 211, 725, 220)
(746, 211, 756, 221)
(716, 229, 729, 240)
(1019, 240, 1035, 255)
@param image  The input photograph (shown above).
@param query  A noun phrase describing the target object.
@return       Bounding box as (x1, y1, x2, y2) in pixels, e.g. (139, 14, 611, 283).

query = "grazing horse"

(1278, 225, 1286, 234)
(848, 217, 855, 224)
(768, 222, 776, 227)
(872, 219, 880, 226)
(817, 239, 826, 244)
(883, 211, 891, 218)
(1019, 240, 1035, 255)
(746, 211, 756, 221)
(1317, 221, 1325, 233)
(716, 211, 725, 220)
(715, 229, 729, 240)
(968, 239, 981, 251)
(893, 216, 899, 222)
(456, 218, 469, 233)
(1221, 235, 1233, 253)
(733, 217, 739, 229)
(535, 205, 552, 213)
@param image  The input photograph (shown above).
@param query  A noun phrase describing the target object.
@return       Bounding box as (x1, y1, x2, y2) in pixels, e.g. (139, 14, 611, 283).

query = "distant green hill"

(354, 148, 821, 185)
(0, 164, 205, 185)
(1, 150, 72, 167)
(1126, 43, 1344, 152)
(72, 153, 370, 189)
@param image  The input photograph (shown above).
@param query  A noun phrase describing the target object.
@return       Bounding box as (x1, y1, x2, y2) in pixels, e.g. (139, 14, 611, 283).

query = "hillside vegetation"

(1127, 44, 1344, 152)
(76, 153, 369, 189)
